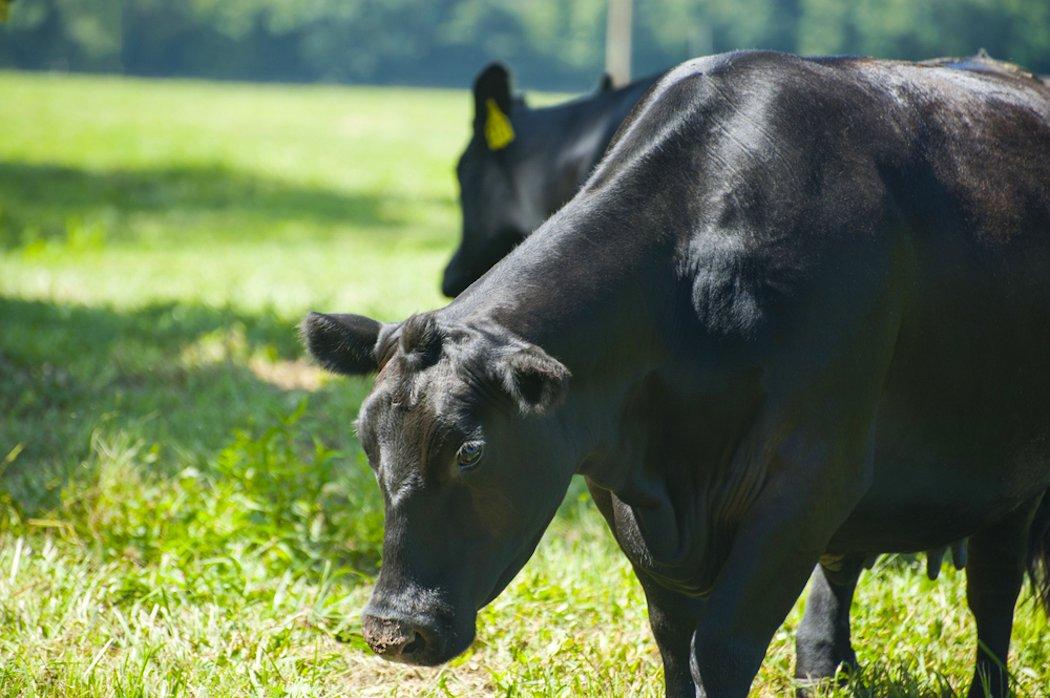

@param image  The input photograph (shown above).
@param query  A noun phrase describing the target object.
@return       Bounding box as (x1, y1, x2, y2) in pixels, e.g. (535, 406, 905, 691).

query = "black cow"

(442, 64, 660, 297)
(306, 52, 1050, 697)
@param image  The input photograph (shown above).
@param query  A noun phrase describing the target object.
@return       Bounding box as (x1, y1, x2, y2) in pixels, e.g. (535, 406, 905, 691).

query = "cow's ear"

(302, 312, 395, 375)
(597, 72, 614, 92)
(473, 62, 512, 117)
(473, 63, 516, 150)
(497, 344, 570, 415)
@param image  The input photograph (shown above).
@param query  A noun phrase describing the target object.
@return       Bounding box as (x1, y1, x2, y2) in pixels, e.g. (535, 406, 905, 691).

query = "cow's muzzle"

(361, 613, 438, 663)
(360, 605, 471, 666)
(441, 265, 471, 298)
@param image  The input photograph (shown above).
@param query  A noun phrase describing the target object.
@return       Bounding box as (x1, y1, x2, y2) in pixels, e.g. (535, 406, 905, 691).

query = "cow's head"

(443, 63, 542, 298)
(303, 310, 573, 665)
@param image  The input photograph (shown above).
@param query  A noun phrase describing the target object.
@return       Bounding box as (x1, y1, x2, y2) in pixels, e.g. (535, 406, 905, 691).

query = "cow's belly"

(829, 429, 1050, 554)
(827, 284, 1050, 554)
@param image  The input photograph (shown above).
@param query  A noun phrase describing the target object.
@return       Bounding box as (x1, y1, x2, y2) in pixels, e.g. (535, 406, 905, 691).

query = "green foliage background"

(1, 0, 1048, 90)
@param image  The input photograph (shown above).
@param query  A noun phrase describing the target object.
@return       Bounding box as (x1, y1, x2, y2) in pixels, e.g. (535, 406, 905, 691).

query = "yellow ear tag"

(484, 98, 515, 151)
(0, 0, 10, 22)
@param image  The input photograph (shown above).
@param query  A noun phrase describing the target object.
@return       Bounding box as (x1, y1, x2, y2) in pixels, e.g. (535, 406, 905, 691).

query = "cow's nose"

(361, 613, 431, 660)
(441, 271, 466, 298)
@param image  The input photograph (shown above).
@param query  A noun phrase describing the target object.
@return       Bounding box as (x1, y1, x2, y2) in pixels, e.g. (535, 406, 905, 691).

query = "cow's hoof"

(794, 655, 859, 697)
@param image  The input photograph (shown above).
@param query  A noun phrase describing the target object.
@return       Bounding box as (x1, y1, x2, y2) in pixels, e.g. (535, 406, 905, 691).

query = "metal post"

(605, 0, 633, 87)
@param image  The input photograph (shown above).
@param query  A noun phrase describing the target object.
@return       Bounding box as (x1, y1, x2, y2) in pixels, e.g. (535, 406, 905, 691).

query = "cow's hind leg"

(794, 556, 865, 689)
(965, 500, 1039, 698)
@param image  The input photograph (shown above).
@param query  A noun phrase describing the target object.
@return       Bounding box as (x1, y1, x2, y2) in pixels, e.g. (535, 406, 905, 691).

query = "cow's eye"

(456, 441, 484, 470)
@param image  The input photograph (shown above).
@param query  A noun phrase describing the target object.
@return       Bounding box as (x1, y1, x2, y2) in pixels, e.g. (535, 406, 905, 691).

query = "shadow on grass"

(0, 161, 410, 248)
(0, 294, 392, 578)
(0, 296, 361, 501)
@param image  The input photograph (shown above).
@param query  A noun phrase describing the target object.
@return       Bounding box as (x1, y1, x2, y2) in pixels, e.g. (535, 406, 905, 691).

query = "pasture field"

(0, 71, 1046, 696)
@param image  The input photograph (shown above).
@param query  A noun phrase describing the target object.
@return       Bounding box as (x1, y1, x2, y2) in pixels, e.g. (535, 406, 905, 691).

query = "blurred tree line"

(1, 0, 1047, 90)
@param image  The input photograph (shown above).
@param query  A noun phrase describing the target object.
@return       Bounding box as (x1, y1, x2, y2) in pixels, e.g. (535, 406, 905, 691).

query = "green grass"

(0, 70, 1046, 696)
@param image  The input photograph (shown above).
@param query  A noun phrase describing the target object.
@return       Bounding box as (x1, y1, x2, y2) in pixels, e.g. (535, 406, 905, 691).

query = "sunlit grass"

(0, 71, 1047, 696)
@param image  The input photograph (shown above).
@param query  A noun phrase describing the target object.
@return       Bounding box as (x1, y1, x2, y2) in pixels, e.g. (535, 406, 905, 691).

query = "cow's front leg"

(689, 520, 823, 697)
(794, 556, 865, 687)
(586, 481, 702, 697)
(638, 570, 705, 697)
(689, 432, 871, 697)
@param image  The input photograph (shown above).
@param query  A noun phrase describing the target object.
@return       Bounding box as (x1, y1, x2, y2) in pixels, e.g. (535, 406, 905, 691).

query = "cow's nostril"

(362, 613, 437, 662)
(402, 631, 426, 656)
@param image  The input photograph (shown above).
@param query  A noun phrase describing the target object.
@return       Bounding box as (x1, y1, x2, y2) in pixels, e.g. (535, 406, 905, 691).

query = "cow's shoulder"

(585, 52, 893, 193)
